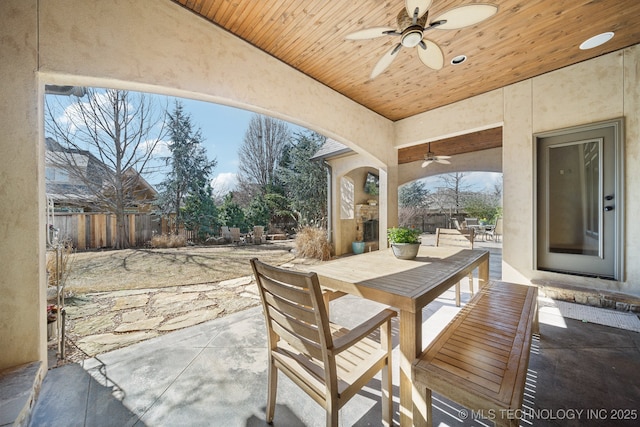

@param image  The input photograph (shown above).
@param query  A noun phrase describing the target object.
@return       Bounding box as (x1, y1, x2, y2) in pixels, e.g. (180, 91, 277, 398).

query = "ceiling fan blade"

(435, 155, 451, 160)
(345, 27, 397, 40)
(432, 4, 498, 30)
(405, 0, 432, 19)
(421, 159, 433, 168)
(435, 158, 451, 165)
(370, 43, 402, 79)
(417, 39, 444, 70)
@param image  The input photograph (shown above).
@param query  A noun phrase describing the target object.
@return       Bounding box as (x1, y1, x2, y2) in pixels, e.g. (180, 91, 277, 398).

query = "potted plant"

(387, 227, 422, 260)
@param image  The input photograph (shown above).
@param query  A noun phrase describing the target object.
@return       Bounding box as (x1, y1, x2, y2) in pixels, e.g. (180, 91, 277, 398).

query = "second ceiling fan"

(422, 141, 451, 168)
(346, 0, 498, 79)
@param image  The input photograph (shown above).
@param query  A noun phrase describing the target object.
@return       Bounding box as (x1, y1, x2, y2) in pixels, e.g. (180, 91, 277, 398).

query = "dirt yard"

(65, 240, 298, 293)
(50, 240, 320, 364)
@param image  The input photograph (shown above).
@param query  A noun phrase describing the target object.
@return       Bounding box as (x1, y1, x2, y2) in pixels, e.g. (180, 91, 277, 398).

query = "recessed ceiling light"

(451, 55, 467, 65)
(580, 32, 614, 50)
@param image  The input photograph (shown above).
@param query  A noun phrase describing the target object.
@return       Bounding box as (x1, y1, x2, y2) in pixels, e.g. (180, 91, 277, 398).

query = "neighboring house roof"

(310, 138, 353, 161)
(45, 137, 157, 208)
(123, 167, 158, 197)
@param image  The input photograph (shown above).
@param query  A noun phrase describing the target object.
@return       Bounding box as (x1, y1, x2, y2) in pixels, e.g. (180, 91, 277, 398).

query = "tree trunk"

(114, 211, 129, 249)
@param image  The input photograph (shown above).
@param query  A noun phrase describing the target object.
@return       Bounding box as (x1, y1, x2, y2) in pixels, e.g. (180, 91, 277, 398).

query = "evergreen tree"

(244, 193, 271, 228)
(182, 181, 219, 241)
(277, 131, 327, 226)
(157, 101, 217, 234)
(399, 181, 430, 208)
(218, 192, 248, 232)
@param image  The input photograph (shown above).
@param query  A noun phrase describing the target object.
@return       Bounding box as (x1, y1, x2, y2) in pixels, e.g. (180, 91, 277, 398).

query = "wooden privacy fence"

(50, 213, 194, 250)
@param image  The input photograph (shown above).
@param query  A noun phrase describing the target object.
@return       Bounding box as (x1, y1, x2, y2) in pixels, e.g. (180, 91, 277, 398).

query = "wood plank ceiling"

(172, 0, 640, 123)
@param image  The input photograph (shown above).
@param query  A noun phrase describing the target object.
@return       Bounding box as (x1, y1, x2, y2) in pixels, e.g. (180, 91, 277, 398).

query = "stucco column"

(379, 166, 399, 249)
(0, 0, 47, 369)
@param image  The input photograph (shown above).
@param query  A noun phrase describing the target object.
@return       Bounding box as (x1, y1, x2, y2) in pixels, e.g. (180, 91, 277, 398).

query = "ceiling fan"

(346, 0, 498, 79)
(422, 141, 451, 167)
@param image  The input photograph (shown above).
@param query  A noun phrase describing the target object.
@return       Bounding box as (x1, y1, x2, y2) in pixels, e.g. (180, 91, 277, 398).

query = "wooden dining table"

(309, 245, 490, 427)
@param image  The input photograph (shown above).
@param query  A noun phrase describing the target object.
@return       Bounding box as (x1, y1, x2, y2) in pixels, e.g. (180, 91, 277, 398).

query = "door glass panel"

(547, 139, 601, 256)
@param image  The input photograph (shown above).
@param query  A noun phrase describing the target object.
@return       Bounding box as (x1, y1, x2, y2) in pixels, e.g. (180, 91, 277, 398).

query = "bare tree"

(45, 88, 167, 249)
(236, 115, 291, 204)
(438, 172, 471, 214)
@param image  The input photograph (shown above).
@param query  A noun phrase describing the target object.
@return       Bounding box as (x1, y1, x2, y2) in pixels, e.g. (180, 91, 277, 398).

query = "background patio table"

(307, 246, 490, 427)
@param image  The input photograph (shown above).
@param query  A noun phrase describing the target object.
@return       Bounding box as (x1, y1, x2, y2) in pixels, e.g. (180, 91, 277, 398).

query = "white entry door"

(536, 119, 623, 279)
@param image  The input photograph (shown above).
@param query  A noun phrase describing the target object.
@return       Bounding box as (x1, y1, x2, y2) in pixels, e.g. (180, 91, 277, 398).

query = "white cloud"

(211, 172, 238, 195)
(145, 138, 170, 156)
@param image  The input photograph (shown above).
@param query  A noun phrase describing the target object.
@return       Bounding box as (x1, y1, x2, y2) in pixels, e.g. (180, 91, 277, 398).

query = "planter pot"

(352, 241, 365, 254)
(390, 243, 421, 260)
(47, 320, 57, 341)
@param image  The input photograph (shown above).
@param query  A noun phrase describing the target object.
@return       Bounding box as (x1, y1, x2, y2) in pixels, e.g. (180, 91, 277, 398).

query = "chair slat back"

(435, 228, 474, 249)
(251, 258, 331, 361)
(494, 217, 503, 234)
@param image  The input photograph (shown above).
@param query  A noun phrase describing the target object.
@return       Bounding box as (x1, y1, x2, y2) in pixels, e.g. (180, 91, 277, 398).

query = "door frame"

(533, 118, 625, 281)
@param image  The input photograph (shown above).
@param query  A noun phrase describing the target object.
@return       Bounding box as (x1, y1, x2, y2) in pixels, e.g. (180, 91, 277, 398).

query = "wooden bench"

(412, 281, 539, 427)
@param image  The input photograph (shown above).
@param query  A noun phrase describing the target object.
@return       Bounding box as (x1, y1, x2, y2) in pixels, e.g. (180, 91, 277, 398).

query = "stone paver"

(121, 309, 147, 323)
(61, 276, 262, 361)
(158, 308, 224, 331)
(112, 294, 150, 311)
(114, 316, 164, 333)
(71, 314, 116, 336)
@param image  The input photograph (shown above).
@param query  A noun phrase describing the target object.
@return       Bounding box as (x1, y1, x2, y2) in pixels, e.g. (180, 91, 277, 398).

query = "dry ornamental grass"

(294, 226, 331, 261)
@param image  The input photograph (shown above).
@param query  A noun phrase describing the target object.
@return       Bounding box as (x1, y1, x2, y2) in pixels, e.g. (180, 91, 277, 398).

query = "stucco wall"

(0, 0, 395, 370)
(38, 0, 395, 162)
(0, 0, 47, 369)
(399, 46, 640, 296)
(2, 0, 639, 373)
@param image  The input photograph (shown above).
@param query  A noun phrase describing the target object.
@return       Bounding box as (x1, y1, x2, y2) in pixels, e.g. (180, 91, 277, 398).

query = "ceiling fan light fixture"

(402, 29, 424, 47)
(579, 32, 614, 50)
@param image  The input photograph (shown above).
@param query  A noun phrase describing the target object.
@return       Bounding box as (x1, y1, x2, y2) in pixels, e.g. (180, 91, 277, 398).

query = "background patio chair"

(221, 226, 231, 243)
(435, 228, 475, 306)
(250, 258, 396, 427)
(452, 218, 472, 235)
(230, 227, 241, 244)
(485, 217, 503, 242)
(253, 225, 265, 244)
(464, 217, 479, 227)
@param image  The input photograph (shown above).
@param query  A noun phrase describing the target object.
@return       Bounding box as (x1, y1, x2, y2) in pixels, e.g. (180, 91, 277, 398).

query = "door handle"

(604, 205, 614, 212)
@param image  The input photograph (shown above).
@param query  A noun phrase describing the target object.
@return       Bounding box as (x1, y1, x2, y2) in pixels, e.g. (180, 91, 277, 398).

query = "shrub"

(47, 241, 74, 287)
(295, 226, 331, 261)
(151, 234, 187, 248)
(387, 226, 421, 244)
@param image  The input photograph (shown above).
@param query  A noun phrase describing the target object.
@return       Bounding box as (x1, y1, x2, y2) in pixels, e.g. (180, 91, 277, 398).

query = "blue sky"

(168, 97, 502, 194)
(173, 97, 309, 194)
(174, 98, 255, 193)
(47, 89, 500, 194)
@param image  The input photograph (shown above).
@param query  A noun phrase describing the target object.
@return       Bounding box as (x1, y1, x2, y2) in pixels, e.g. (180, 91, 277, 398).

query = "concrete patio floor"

(30, 240, 640, 426)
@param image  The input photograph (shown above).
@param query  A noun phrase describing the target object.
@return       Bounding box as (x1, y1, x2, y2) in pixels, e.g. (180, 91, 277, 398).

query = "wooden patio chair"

(230, 227, 241, 244)
(250, 258, 396, 427)
(220, 226, 231, 243)
(253, 225, 265, 244)
(435, 228, 475, 306)
(485, 217, 503, 242)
